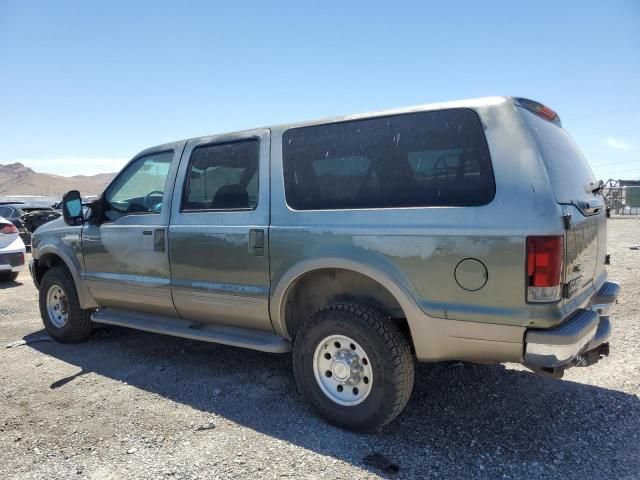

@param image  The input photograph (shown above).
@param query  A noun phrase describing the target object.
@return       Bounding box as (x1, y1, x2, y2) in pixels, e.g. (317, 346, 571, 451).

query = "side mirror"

(62, 190, 84, 226)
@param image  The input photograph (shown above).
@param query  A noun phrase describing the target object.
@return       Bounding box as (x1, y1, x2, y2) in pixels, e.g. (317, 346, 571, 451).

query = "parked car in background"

(0, 202, 61, 249)
(0, 205, 29, 247)
(0, 216, 26, 282)
(29, 96, 618, 431)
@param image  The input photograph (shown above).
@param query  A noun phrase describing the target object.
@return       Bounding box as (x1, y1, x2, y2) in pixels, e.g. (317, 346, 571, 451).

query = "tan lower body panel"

(408, 313, 525, 363)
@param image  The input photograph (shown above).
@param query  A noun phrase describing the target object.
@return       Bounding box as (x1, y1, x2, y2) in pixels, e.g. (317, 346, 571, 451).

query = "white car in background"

(0, 216, 26, 282)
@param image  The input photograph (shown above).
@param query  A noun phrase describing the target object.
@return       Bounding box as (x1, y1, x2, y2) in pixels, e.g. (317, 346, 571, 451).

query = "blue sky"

(1, 0, 638, 179)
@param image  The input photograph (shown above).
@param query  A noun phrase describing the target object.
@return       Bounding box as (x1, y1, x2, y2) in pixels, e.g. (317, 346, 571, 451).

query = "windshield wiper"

(584, 179, 604, 194)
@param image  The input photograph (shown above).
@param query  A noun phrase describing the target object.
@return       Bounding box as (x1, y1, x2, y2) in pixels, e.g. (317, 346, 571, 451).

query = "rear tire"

(39, 267, 93, 343)
(0, 271, 19, 282)
(293, 303, 414, 431)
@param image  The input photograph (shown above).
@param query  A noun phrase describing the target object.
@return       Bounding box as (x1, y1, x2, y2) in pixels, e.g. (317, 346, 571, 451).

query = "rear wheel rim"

(312, 334, 373, 406)
(46, 284, 69, 328)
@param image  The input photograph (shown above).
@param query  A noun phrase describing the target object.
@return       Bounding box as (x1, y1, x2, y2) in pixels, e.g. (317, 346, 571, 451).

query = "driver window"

(104, 151, 174, 221)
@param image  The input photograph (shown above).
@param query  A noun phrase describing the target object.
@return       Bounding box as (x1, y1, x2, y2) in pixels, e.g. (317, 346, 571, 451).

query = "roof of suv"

(266, 95, 509, 132)
(225, 96, 511, 137)
(137, 96, 513, 159)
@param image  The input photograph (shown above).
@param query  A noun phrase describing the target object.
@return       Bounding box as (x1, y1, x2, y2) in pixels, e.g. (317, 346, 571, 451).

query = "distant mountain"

(0, 162, 115, 197)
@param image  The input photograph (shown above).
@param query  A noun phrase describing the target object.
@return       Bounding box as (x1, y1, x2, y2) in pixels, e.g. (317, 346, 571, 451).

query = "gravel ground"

(1, 218, 639, 480)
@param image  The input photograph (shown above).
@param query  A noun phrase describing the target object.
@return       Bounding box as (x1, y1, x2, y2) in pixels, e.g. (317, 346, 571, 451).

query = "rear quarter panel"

(268, 98, 567, 350)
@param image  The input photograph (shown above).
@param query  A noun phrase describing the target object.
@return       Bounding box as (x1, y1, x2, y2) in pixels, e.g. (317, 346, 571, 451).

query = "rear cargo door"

(520, 108, 606, 305)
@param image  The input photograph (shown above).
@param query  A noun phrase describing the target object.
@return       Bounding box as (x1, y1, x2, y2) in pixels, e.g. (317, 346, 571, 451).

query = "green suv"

(30, 97, 618, 430)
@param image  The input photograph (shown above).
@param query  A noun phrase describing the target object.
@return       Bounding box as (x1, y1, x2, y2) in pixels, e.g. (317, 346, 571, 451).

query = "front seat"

(211, 184, 249, 209)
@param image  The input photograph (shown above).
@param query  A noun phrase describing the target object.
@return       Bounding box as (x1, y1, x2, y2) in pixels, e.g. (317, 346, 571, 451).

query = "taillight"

(526, 236, 564, 302)
(514, 98, 562, 126)
(0, 224, 18, 234)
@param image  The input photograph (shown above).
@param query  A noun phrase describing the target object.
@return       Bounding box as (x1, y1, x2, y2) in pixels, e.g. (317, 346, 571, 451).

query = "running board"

(91, 309, 292, 353)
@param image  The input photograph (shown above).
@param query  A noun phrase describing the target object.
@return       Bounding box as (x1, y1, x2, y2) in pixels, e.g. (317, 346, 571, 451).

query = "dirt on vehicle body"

(29, 96, 618, 430)
(1, 218, 638, 479)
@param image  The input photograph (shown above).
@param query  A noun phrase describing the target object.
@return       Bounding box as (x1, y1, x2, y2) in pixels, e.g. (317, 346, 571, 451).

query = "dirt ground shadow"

(0, 279, 23, 290)
(25, 327, 640, 479)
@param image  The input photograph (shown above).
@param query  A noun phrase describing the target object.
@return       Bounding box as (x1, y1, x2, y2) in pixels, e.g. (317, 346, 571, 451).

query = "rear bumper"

(524, 281, 618, 370)
(589, 281, 620, 316)
(18, 230, 31, 248)
(0, 250, 25, 273)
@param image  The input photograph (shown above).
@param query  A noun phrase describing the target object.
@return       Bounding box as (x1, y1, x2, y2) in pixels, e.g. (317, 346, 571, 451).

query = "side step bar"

(91, 309, 292, 353)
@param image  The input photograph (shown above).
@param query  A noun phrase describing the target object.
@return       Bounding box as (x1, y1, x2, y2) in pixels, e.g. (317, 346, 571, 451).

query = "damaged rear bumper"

(589, 281, 620, 316)
(523, 281, 618, 377)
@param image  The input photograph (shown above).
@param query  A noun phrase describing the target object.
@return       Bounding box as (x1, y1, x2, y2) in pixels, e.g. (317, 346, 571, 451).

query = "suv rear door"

(520, 107, 607, 309)
(168, 129, 272, 332)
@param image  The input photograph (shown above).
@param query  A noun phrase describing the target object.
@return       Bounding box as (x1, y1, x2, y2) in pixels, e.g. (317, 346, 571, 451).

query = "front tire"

(39, 267, 93, 343)
(293, 303, 414, 431)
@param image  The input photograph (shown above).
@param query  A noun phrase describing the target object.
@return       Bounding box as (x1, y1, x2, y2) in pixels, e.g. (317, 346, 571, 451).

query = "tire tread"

(294, 302, 414, 430)
(39, 266, 93, 343)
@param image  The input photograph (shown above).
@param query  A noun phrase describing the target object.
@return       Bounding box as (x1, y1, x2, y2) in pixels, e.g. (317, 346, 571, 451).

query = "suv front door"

(82, 143, 185, 316)
(168, 129, 272, 331)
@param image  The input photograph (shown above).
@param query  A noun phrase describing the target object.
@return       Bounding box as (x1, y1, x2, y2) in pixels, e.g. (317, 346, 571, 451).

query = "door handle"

(248, 229, 264, 256)
(153, 229, 166, 252)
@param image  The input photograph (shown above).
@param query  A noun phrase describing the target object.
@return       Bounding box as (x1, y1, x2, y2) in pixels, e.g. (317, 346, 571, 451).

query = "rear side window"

(282, 109, 494, 210)
(182, 139, 259, 211)
(520, 108, 595, 204)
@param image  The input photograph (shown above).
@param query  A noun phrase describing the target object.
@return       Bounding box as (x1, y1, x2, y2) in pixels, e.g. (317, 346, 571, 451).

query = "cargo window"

(310, 156, 380, 204)
(408, 149, 462, 179)
(182, 139, 259, 211)
(282, 109, 494, 210)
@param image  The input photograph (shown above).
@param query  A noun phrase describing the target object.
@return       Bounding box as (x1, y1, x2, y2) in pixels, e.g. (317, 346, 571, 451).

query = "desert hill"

(0, 163, 115, 197)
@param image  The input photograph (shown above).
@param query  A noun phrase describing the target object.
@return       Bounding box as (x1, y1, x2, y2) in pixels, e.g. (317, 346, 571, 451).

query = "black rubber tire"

(0, 271, 19, 282)
(39, 267, 93, 343)
(293, 303, 414, 431)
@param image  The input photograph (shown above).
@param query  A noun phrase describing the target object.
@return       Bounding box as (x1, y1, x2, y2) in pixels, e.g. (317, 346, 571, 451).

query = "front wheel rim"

(312, 334, 373, 406)
(46, 284, 69, 328)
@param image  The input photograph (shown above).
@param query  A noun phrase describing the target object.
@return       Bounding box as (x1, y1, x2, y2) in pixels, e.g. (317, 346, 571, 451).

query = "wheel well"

(34, 253, 65, 285)
(283, 268, 411, 343)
